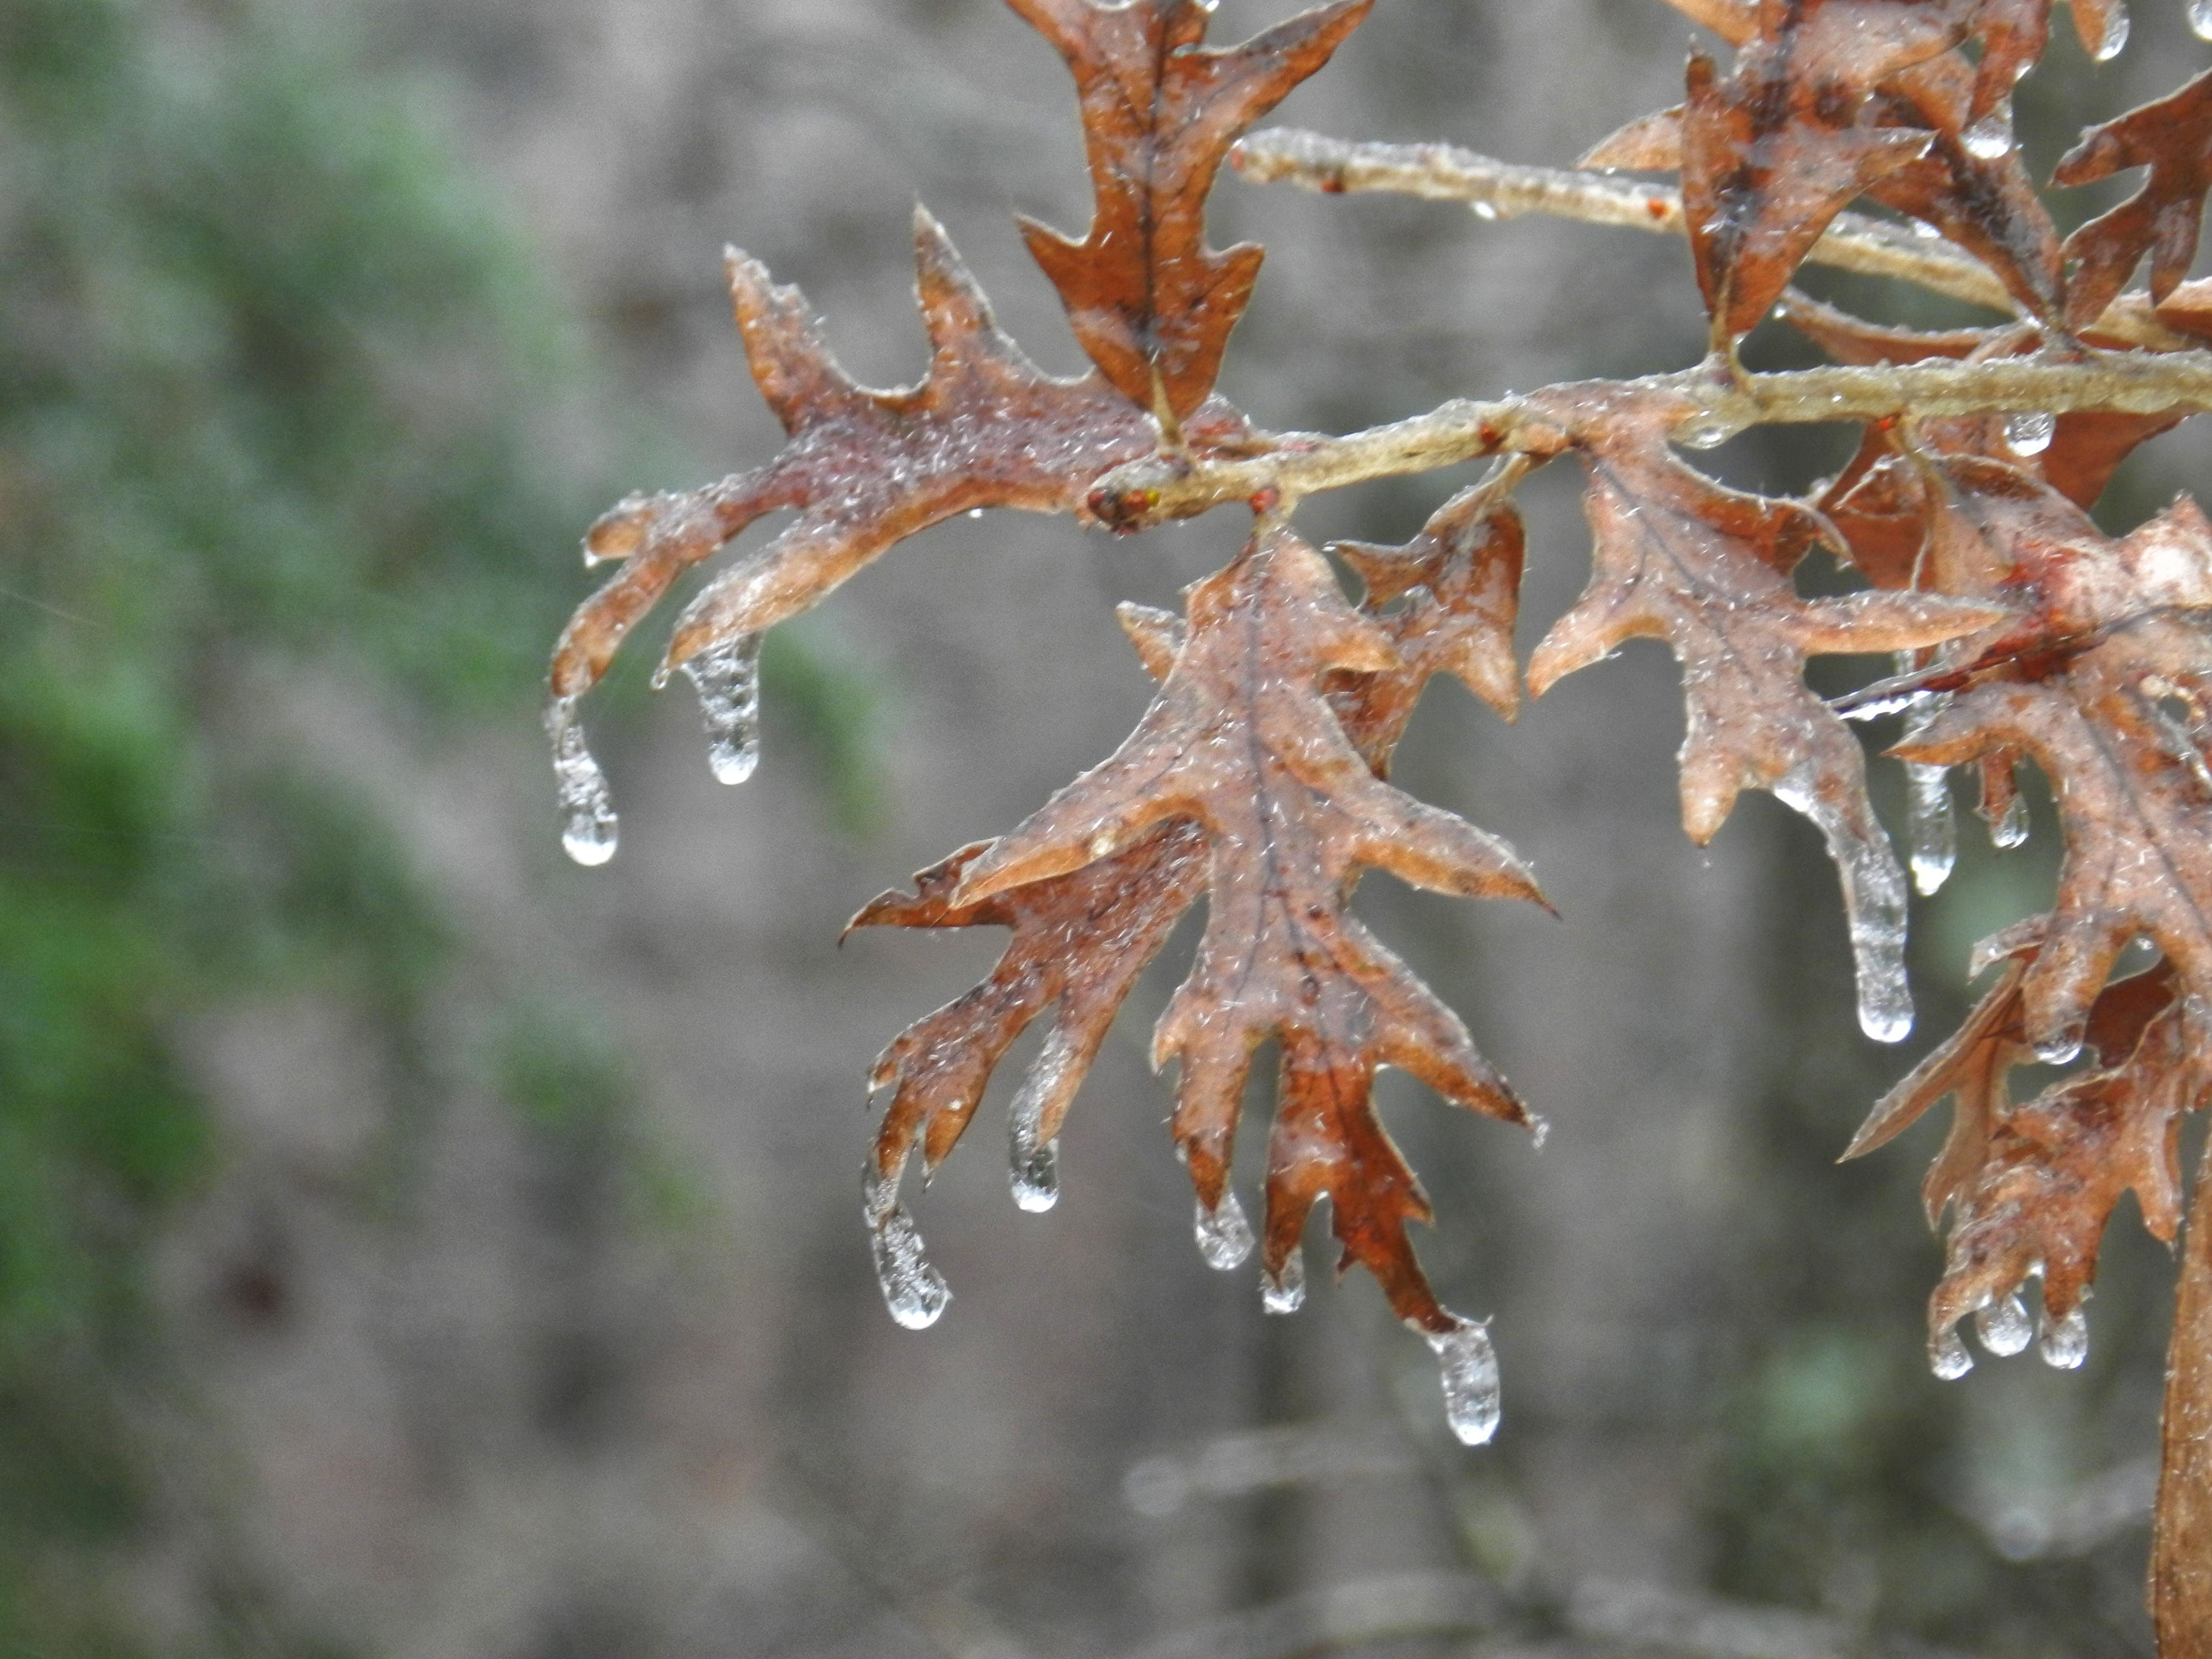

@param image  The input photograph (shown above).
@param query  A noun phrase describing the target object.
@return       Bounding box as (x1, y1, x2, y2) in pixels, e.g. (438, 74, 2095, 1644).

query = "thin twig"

(1089, 348, 2212, 529)
(1232, 128, 2194, 353)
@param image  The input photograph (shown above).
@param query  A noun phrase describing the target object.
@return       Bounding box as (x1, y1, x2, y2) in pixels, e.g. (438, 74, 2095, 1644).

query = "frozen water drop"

(1009, 1134, 1059, 1213)
(1007, 1038, 1070, 1213)
(1261, 1249, 1305, 1315)
(1470, 200, 1500, 222)
(2093, 2, 2128, 59)
(1976, 1295, 2034, 1357)
(1963, 105, 2014, 160)
(2034, 1030, 2084, 1066)
(863, 1161, 951, 1330)
(1903, 684, 1957, 896)
(680, 632, 763, 786)
(2004, 411, 2055, 457)
(967, 507, 985, 519)
(1771, 765, 1913, 1043)
(1194, 1192, 1254, 1270)
(1930, 1324, 1974, 1380)
(1992, 791, 2031, 849)
(548, 705, 620, 866)
(2039, 1305, 2089, 1369)
(2193, 0, 2212, 41)
(1911, 218, 1944, 240)
(1674, 410, 1740, 450)
(1528, 1115, 1550, 1152)
(1423, 1318, 1502, 1446)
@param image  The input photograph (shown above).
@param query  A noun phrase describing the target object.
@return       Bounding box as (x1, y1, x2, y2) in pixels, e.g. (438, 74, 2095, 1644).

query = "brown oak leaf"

(1891, 465, 2212, 1060)
(1008, 0, 1371, 424)
(1522, 386, 2005, 1039)
(1848, 924, 2203, 1373)
(929, 526, 1543, 1333)
(542, 208, 1252, 859)
(2055, 69, 2212, 330)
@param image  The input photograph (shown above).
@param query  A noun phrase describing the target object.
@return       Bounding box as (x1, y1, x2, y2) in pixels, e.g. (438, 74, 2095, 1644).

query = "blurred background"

(5, 0, 2211, 1654)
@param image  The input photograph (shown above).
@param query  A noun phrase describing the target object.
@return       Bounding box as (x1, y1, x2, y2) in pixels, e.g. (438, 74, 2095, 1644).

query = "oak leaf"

(1008, 0, 1371, 423)
(1890, 463, 2212, 1059)
(542, 208, 1254, 857)
(2055, 69, 2212, 330)
(1522, 386, 2005, 1038)
(910, 526, 1543, 1332)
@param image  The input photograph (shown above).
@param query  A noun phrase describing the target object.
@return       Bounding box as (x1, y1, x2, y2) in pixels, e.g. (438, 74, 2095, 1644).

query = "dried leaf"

(2056, 69, 2212, 330)
(1008, 0, 1372, 422)
(543, 209, 1255, 855)
(1523, 386, 2005, 1038)
(1894, 466, 2212, 1058)
(933, 526, 1543, 1330)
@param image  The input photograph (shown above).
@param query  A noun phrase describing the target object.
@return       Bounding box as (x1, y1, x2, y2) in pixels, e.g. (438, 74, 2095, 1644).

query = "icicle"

(2004, 411, 2054, 458)
(1902, 682, 1957, 896)
(1421, 1317, 1503, 1446)
(1992, 791, 2031, 849)
(2039, 1305, 2089, 1370)
(1976, 1294, 2033, 1357)
(1006, 1029, 1075, 1213)
(1194, 1192, 1254, 1270)
(1962, 103, 2014, 160)
(1771, 764, 1913, 1043)
(547, 698, 619, 866)
(677, 632, 763, 786)
(2193, 0, 2212, 42)
(1930, 1323, 1975, 1380)
(862, 1157, 950, 1330)
(1261, 1249, 1306, 1315)
(2092, 1, 2128, 59)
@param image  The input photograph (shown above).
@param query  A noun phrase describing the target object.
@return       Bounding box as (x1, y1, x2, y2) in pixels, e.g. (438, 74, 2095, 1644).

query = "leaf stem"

(1088, 348, 2212, 528)
(1232, 127, 2194, 352)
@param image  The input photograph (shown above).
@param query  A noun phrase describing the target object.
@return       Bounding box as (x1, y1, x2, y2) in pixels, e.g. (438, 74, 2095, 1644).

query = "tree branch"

(1231, 128, 2194, 352)
(1089, 348, 2212, 529)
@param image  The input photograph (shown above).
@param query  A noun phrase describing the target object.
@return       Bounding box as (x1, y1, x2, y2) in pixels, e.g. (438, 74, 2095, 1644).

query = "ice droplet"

(1007, 1029, 1075, 1213)
(547, 702, 619, 865)
(2034, 1030, 2085, 1066)
(1930, 1324, 1975, 1380)
(679, 632, 763, 786)
(1911, 218, 1943, 240)
(863, 1159, 950, 1329)
(2039, 1305, 2089, 1369)
(2193, 0, 2212, 41)
(1993, 790, 2031, 849)
(1009, 1131, 1059, 1213)
(2093, 2, 2128, 59)
(1674, 410, 1740, 450)
(1771, 765, 1913, 1042)
(1194, 1192, 1254, 1270)
(1962, 105, 2014, 160)
(1422, 1318, 1503, 1446)
(1976, 1295, 2034, 1357)
(1261, 1249, 1306, 1315)
(1471, 200, 1500, 221)
(1907, 763, 1957, 895)
(2004, 411, 2055, 458)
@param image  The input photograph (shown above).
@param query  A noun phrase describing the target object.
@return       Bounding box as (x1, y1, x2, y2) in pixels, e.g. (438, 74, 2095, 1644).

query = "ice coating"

(548, 699, 619, 866)
(1961, 104, 2013, 161)
(1771, 764, 1913, 1043)
(2092, 2, 2128, 60)
(1007, 1027, 1078, 1213)
(862, 1157, 951, 1329)
(677, 630, 763, 785)
(2039, 1305, 2089, 1370)
(1422, 1318, 1502, 1446)
(1992, 791, 2031, 850)
(1194, 1192, 1254, 1270)
(1261, 1248, 1306, 1314)
(1902, 687, 1956, 896)
(1930, 1324, 1974, 1380)
(2004, 411, 2054, 458)
(1975, 1294, 2033, 1357)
